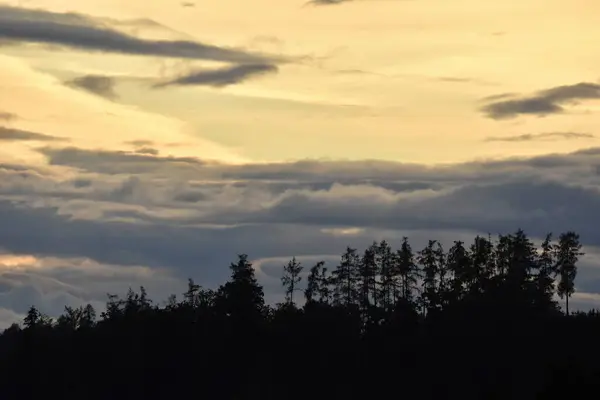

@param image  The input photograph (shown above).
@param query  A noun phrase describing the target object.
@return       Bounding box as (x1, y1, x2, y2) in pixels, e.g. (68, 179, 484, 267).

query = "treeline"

(0, 229, 598, 400)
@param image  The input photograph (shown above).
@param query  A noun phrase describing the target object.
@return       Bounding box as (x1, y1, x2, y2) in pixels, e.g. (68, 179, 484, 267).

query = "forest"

(0, 229, 598, 399)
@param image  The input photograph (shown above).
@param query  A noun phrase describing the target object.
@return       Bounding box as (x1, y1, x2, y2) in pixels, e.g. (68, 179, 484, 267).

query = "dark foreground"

(0, 229, 597, 399)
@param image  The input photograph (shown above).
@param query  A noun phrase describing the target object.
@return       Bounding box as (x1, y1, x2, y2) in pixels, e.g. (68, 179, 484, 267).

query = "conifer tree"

(536, 233, 558, 311)
(305, 262, 320, 304)
(359, 243, 378, 310)
(505, 229, 539, 306)
(418, 240, 444, 315)
(377, 240, 395, 310)
(555, 231, 583, 316)
(470, 235, 494, 295)
(217, 254, 265, 320)
(396, 237, 420, 305)
(333, 247, 360, 307)
(447, 240, 471, 302)
(281, 257, 303, 305)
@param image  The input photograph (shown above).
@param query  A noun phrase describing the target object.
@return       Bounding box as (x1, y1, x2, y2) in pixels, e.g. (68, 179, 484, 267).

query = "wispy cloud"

(308, 0, 352, 5)
(0, 127, 66, 142)
(481, 82, 600, 120)
(124, 140, 155, 147)
(485, 132, 595, 142)
(155, 63, 279, 88)
(65, 75, 118, 100)
(0, 112, 17, 122)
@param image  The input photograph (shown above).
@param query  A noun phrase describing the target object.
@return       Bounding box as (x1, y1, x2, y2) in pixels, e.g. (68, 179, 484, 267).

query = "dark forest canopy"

(1, 229, 599, 399)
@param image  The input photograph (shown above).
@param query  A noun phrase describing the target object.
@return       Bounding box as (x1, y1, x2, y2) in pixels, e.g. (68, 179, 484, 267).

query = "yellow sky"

(1, 0, 600, 164)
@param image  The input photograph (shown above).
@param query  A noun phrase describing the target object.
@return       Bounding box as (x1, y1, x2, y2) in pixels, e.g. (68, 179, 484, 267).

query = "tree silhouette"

(447, 240, 471, 303)
(332, 247, 359, 307)
(377, 240, 395, 310)
(358, 243, 378, 310)
(418, 240, 444, 315)
(535, 233, 558, 312)
(281, 257, 303, 305)
(216, 254, 265, 320)
(304, 261, 323, 303)
(555, 232, 583, 315)
(0, 228, 594, 400)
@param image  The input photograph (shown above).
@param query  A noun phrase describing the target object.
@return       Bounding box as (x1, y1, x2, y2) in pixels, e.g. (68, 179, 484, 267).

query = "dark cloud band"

(0, 127, 66, 142)
(481, 82, 600, 120)
(155, 64, 279, 88)
(0, 5, 279, 63)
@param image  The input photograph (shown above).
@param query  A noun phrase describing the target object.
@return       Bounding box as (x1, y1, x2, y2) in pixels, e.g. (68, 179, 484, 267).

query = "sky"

(1, 0, 600, 327)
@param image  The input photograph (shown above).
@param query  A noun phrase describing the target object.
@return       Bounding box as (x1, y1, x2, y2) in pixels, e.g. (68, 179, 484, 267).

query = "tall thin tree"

(555, 231, 583, 316)
(282, 257, 303, 305)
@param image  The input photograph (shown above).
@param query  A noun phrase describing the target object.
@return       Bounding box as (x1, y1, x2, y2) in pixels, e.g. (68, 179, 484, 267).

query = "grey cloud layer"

(0, 5, 279, 63)
(481, 82, 600, 120)
(155, 64, 279, 88)
(4, 143, 600, 317)
(36, 145, 600, 185)
(14, 145, 600, 243)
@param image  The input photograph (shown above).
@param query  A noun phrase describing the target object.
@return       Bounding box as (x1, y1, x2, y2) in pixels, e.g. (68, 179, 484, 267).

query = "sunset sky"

(1, 0, 600, 327)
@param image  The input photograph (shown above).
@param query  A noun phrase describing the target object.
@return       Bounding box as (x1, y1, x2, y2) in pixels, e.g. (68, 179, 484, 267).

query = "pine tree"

(418, 240, 444, 315)
(333, 247, 359, 307)
(470, 235, 494, 295)
(535, 233, 558, 311)
(183, 278, 201, 308)
(377, 240, 395, 310)
(396, 237, 420, 305)
(505, 229, 539, 307)
(281, 257, 303, 305)
(555, 231, 583, 316)
(359, 243, 378, 310)
(23, 305, 52, 329)
(304, 261, 331, 304)
(318, 264, 332, 304)
(23, 305, 41, 329)
(305, 262, 321, 304)
(447, 240, 471, 303)
(217, 254, 265, 319)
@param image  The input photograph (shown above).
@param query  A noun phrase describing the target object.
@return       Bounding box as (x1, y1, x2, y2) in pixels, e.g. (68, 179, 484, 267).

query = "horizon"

(1, 0, 600, 328)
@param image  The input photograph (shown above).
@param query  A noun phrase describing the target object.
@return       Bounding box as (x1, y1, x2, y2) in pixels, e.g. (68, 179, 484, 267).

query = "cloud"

(65, 75, 118, 100)
(38, 146, 216, 176)
(485, 132, 595, 142)
(305, 0, 402, 6)
(0, 5, 280, 63)
(0, 112, 17, 122)
(308, 0, 352, 5)
(154, 63, 279, 88)
(4, 142, 600, 314)
(34, 144, 600, 188)
(0, 252, 184, 326)
(0, 127, 66, 142)
(481, 82, 600, 120)
(134, 147, 160, 156)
